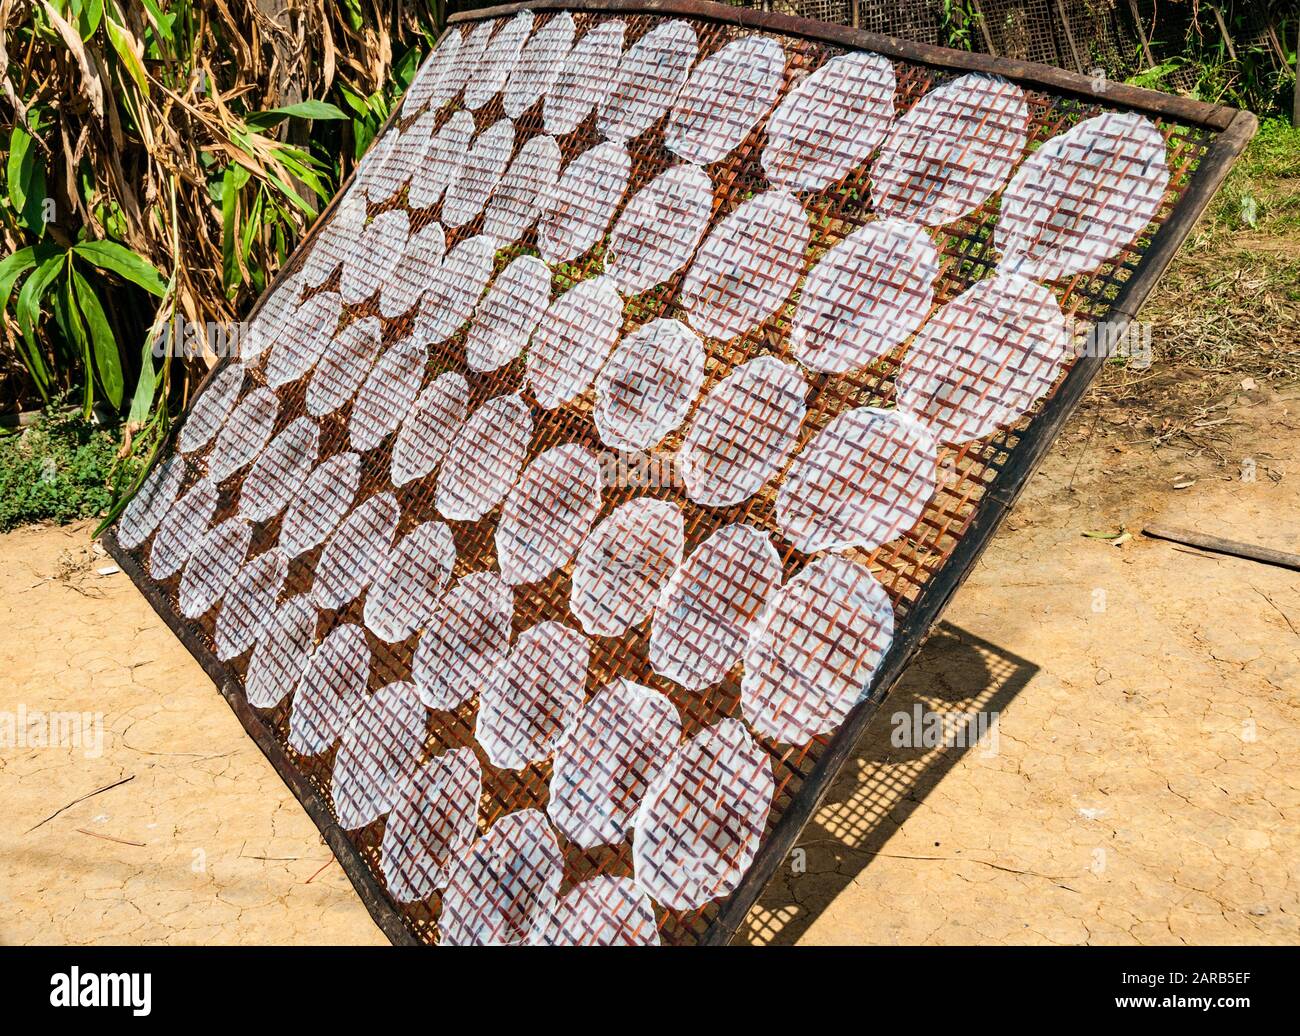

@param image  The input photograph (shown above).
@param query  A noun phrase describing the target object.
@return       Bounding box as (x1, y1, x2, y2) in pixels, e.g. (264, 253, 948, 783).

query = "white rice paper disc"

(299, 195, 366, 291)
(402, 29, 464, 117)
(681, 189, 810, 341)
(570, 498, 684, 638)
(496, 444, 602, 586)
(503, 12, 575, 119)
(240, 271, 306, 365)
(996, 110, 1170, 282)
(442, 118, 516, 229)
(311, 492, 400, 610)
(790, 219, 939, 374)
(607, 163, 714, 297)
(528, 876, 660, 946)
(664, 35, 786, 166)
(678, 356, 807, 507)
(365, 119, 435, 205)
(265, 290, 343, 389)
(411, 571, 514, 711)
(776, 407, 938, 553)
(475, 621, 589, 770)
(439, 808, 564, 946)
(896, 273, 1070, 444)
(649, 523, 782, 691)
(280, 451, 361, 558)
(525, 276, 624, 409)
(598, 20, 697, 143)
(413, 234, 496, 345)
(331, 681, 428, 830)
(363, 521, 457, 644)
(481, 134, 562, 247)
(464, 255, 551, 373)
(178, 364, 243, 454)
(391, 372, 470, 487)
(537, 141, 631, 264)
(117, 454, 186, 550)
(594, 318, 705, 451)
(633, 718, 773, 910)
(463, 11, 533, 111)
(288, 622, 371, 756)
(340, 209, 411, 306)
(178, 516, 252, 619)
(548, 678, 681, 848)
(214, 548, 288, 662)
(741, 555, 895, 744)
(351, 126, 401, 204)
(544, 20, 626, 137)
(380, 220, 447, 320)
(208, 387, 278, 483)
(306, 316, 381, 418)
(239, 417, 319, 523)
(349, 337, 428, 452)
(409, 110, 474, 211)
(762, 50, 896, 191)
(451, 20, 493, 93)
(149, 478, 218, 580)
(872, 73, 1029, 226)
(245, 594, 317, 709)
(435, 393, 533, 521)
(381, 746, 482, 902)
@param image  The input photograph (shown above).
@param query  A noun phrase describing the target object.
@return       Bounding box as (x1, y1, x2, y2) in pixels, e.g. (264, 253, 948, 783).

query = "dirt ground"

(1, 371, 1296, 945)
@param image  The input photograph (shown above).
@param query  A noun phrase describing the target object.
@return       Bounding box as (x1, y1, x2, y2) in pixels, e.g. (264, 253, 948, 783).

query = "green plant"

(0, 402, 140, 530)
(940, 0, 980, 52)
(0, 0, 443, 518)
(1128, 1, 1297, 115)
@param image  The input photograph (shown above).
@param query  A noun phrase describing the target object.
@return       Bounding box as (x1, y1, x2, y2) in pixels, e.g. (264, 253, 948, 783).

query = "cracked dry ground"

(1, 383, 1297, 945)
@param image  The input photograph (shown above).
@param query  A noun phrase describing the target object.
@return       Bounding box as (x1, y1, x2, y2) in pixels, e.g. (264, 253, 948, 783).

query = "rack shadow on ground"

(741, 621, 1039, 945)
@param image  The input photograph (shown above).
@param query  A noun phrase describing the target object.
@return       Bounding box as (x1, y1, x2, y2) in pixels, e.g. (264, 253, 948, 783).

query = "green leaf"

(70, 267, 124, 408)
(7, 126, 50, 235)
(17, 253, 67, 344)
(220, 165, 246, 290)
(337, 83, 371, 119)
(59, 279, 96, 417)
(0, 245, 56, 309)
(71, 240, 166, 296)
(77, 0, 105, 38)
(127, 334, 158, 426)
(138, 0, 175, 45)
(240, 189, 264, 270)
(104, 15, 149, 93)
(246, 99, 348, 130)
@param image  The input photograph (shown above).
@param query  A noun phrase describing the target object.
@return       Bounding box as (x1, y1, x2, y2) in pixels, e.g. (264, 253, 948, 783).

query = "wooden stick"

(1055, 0, 1086, 73)
(26, 775, 135, 833)
(1127, 0, 1155, 68)
(1142, 524, 1300, 572)
(1210, 4, 1238, 64)
(452, 0, 1245, 130)
(76, 828, 146, 847)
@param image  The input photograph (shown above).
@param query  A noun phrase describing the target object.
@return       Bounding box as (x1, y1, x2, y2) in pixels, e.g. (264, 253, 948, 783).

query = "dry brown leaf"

(40, 0, 106, 119)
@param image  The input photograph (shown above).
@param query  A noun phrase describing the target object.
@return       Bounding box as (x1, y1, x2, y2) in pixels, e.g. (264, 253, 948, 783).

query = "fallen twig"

(1252, 587, 1300, 638)
(75, 828, 146, 847)
(26, 775, 135, 833)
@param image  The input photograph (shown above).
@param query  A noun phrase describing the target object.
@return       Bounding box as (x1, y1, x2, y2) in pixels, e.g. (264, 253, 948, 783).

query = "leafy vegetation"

(0, 403, 139, 531)
(1126, 118, 1300, 392)
(0, 0, 444, 508)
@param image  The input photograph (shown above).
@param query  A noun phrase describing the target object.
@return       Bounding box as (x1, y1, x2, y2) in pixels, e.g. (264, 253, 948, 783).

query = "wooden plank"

(1143, 525, 1300, 572)
(451, 0, 1243, 130)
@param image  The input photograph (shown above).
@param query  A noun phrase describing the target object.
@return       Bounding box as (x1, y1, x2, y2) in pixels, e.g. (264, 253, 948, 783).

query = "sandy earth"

(1, 383, 1296, 945)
